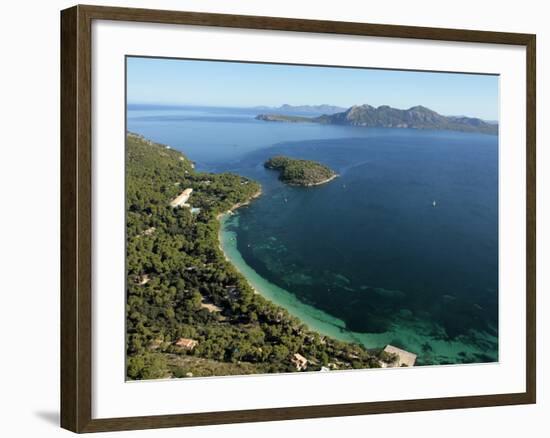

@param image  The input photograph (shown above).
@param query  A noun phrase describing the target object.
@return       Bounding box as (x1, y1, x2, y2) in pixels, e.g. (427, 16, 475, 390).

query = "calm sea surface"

(128, 105, 499, 365)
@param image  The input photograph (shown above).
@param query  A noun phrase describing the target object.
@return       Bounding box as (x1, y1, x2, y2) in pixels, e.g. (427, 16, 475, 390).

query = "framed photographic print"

(60, 4, 536, 433)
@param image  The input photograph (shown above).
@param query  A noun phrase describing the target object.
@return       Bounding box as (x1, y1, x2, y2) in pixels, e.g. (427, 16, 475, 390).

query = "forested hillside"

(126, 133, 383, 379)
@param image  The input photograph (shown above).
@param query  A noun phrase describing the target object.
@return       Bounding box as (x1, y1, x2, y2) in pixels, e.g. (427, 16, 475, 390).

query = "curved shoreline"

(216, 188, 262, 295)
(215, 187, 263, 221)
(214, 179, 498, 367)
(289, 173, 339, 187)
(216, 194, 367, 346)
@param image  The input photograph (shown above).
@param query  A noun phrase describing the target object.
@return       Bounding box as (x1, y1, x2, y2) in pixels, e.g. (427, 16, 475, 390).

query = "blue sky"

(127, 57, 499, 120)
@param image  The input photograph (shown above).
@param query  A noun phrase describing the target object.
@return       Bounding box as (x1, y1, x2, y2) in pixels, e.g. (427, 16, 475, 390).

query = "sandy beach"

(216, 188, 263, 294)
(216, 193, 368, 345)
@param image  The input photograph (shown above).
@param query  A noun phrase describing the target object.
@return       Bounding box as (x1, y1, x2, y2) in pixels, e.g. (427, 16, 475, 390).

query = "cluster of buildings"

(170, 338, 415, 372)
(290, 344, 416, 373)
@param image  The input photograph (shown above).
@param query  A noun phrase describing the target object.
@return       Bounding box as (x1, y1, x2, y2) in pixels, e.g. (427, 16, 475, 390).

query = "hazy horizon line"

(127, 102, 499, 121)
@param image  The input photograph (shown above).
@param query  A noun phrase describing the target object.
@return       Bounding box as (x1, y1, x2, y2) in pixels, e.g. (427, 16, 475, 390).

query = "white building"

(170, 188, 193, 208)
(382, 345, 417, 367)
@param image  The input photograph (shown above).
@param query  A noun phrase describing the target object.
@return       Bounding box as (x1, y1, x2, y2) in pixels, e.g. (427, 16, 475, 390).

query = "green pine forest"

(126, 132, 387, 380)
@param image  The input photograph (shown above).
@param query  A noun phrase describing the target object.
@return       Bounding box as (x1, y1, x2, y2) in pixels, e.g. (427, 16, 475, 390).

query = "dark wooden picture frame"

(60, 4, 536, 433)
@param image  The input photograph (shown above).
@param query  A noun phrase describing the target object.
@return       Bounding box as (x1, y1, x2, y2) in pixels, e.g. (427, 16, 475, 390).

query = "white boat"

(432, 200, 437, 207)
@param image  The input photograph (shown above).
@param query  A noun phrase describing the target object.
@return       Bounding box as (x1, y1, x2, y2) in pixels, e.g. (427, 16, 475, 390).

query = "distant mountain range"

(252, 104, 347, 115)
(256, 104, 498, 135)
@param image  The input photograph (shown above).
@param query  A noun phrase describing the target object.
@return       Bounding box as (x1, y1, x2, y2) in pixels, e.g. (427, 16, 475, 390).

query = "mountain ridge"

(256, 104, 498, 135)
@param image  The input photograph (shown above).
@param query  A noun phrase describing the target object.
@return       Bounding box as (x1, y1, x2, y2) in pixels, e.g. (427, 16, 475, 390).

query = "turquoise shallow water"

(130, 106, 499, 366)
(220, 208, 497, 366)
(219, 214, 353, 339)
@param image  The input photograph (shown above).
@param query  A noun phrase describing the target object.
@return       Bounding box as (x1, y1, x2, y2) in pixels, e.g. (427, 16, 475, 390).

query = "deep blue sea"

(128, 105, 499, 365)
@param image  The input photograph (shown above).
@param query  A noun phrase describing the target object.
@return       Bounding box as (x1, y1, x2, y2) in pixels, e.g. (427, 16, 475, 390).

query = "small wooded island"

(265, 155, 337, 187)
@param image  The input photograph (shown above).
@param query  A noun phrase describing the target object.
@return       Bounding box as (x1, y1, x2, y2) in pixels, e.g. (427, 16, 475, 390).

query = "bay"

(128, 105, 499, 365)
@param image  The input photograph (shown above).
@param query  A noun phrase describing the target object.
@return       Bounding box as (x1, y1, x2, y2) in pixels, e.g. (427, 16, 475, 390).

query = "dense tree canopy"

(126, 133, 381, 379)
(264, 155, 336, 186)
